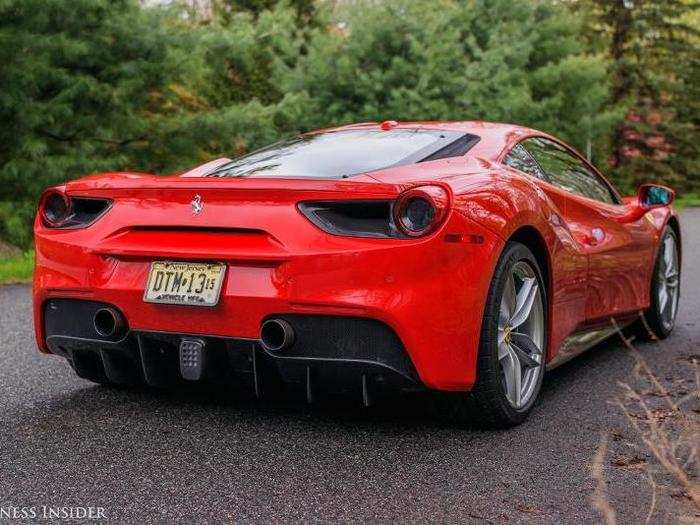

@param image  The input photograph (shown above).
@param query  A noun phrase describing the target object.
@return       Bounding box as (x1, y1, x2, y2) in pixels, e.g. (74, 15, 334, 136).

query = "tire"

(431, 241, 547, 428)
(639, 227, 680, 340)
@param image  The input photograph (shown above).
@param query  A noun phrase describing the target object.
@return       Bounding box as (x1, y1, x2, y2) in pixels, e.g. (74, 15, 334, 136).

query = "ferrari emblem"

(191, 194, 203, 216)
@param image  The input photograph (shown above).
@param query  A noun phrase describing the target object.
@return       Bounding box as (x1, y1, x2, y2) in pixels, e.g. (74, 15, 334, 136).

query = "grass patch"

(675, 193, 700, 210)
(0, 250, 34, 284)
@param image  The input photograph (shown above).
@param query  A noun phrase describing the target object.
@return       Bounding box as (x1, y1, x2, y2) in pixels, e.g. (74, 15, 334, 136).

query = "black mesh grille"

(270, 315, 418, 380)
(44, 299, 127, 342)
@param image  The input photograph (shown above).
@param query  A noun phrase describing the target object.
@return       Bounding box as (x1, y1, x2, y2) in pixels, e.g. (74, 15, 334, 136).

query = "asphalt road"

(1, 211, 699, 524)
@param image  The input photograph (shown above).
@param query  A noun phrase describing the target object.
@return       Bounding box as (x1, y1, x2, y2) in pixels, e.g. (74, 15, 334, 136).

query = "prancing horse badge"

(191, 194, 203, 216)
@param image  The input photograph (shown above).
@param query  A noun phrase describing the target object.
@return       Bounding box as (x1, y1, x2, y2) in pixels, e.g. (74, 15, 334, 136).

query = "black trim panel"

(43, 299, 423, 402)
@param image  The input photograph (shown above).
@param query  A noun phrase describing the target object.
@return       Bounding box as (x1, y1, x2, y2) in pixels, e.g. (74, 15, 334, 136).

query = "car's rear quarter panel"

(450, 169, 590, 364)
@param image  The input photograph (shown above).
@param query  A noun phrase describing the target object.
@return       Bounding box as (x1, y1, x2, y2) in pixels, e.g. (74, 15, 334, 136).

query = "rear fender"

(451, 170, 588, 364)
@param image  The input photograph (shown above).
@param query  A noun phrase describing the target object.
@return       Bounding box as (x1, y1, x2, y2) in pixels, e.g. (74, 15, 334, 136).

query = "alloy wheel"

(657, 233, 680, 330)
(497, 261, 545, 409)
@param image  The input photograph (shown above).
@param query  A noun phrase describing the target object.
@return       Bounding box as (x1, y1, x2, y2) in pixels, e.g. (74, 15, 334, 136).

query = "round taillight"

(394, 186, 449, 237)
(397, 197, 435, 234)
(42, 191, 72, 227)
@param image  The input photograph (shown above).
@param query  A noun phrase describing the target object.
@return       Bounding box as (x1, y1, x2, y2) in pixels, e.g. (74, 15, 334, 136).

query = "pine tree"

(0, 0, 200, 244)
(577, 0, 700, 192)
(211, 0, 316, 24)
(283, 0, 617, 166)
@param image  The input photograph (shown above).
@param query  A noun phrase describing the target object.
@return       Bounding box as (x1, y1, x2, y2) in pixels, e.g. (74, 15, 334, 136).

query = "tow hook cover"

(179, 338, 206, 381)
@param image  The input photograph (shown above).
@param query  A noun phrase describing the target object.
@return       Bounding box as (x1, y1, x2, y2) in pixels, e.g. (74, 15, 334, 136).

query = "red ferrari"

(33, 121, 680, 427)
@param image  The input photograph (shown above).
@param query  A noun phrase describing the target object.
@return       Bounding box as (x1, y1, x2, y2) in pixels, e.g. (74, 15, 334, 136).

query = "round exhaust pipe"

(260, 319, 295, 352)
(93, 307, 125, 338)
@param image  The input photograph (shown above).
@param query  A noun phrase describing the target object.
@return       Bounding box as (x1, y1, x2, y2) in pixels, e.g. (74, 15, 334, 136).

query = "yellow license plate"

(143, 261, 226, 307)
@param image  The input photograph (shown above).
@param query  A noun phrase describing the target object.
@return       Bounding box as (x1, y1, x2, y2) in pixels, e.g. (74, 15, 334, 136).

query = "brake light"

(40, 190, 72, 227)
(39, 189, 112, 229)
(298, 184, 450, 239)
(393, 185, 449, 237)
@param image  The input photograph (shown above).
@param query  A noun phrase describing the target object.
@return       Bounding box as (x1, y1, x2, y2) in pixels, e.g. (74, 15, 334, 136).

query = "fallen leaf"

(611, 455, 648, 470)
(515, 504, 541, 514)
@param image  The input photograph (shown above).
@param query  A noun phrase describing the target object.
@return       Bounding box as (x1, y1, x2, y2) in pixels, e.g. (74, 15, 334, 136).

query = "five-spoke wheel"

(657, 232, 680, 331)
(642, 227, 681, 339)
(497, 261, 545, 409)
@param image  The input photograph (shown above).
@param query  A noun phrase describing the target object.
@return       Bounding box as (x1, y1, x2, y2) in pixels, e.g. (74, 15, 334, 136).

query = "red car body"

(33, 121, 679, 397)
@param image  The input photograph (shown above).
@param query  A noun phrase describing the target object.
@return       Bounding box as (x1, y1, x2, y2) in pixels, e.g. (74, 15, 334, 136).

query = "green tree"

(145, 3, 306, 169)
(284, 0, 618, 167)
(194, 5, 302, 106)
(5, 0, 692, 249)
(212, 0, 316, 23)
(576, 0, 700, 192)
(0, 0, 200, 245)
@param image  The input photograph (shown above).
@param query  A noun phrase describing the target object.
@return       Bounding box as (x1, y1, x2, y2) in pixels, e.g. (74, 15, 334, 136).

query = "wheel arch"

(667, 214, 682, 265)
(506, 225, 551, 298)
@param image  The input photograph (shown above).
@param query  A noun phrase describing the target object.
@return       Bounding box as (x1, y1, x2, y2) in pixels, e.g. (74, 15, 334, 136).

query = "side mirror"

(639, 184, 674, 208)
(616, 184, 675, 223)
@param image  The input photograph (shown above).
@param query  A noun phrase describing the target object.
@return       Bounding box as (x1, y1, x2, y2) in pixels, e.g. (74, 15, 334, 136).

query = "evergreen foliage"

(577, 0, 699, 191)
(284, 0, 618, 164)
(0, 0, 195, 244)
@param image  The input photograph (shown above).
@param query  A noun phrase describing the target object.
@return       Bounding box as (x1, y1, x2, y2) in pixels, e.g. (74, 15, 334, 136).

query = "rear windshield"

(207, 129, 477, 179)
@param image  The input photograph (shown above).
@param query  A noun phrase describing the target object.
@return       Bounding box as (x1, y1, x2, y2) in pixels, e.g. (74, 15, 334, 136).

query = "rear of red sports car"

(33, 124, 501, 403)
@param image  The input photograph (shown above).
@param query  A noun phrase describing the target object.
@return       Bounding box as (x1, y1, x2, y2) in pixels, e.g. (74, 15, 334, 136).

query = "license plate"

(143, 261, 226, 307)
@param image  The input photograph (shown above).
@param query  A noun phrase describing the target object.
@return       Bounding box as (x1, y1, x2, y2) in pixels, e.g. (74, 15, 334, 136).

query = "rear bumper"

(44, 299, 421, 400)
(33, 210, 501, 391)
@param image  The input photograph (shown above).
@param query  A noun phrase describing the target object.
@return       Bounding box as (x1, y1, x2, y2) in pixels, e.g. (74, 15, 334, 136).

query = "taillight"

(298, 184, 450, 239)
(39, 189, 112, 229)
(393, 186, 449, 237)
(41, 190, 73, 227)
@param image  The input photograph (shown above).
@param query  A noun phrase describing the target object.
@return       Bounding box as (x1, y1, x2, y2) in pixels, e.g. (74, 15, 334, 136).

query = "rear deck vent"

(419, 133, 480, 162)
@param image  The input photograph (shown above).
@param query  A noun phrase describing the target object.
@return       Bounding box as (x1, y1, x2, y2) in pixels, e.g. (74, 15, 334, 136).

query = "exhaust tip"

(93, 308, 125, 338)
(260, 319, 295, 352)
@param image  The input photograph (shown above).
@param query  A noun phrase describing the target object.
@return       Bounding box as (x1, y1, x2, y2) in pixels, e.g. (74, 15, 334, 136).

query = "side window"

(504, 143, 547, 181)
(522, 138, 617, 204)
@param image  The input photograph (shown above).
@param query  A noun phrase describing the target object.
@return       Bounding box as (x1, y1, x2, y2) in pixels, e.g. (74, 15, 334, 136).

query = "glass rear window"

(207, 129, 475, 179)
